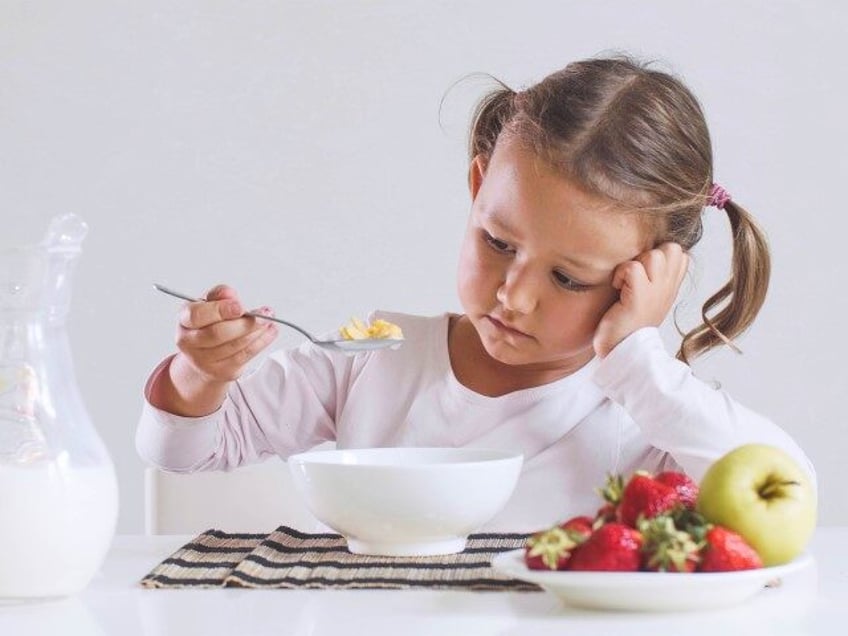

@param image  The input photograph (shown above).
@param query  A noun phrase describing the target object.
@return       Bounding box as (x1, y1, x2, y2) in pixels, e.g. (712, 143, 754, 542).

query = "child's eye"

(483, 232, 514, 254)
(553, 270, 590, 292)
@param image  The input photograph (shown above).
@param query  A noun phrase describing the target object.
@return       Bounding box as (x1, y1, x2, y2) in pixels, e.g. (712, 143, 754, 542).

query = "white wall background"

(1, 0, 845, 532)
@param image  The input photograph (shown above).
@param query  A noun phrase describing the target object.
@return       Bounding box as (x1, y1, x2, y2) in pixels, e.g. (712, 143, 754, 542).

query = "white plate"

(491, 549, 814, 612)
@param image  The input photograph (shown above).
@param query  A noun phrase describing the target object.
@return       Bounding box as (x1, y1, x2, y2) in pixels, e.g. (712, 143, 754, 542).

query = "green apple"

(696, 444, 816, 567)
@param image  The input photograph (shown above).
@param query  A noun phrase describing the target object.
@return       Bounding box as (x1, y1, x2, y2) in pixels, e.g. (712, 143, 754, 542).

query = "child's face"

(457, 137, 652, 369)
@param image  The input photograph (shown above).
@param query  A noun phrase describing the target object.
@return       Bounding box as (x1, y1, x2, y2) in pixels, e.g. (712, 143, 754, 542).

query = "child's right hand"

(148, 284, 279, 417)
(174, 284, 279, 384)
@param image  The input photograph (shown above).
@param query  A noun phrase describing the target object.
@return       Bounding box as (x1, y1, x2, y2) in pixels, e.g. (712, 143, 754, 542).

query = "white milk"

(0, 462, 118, 599)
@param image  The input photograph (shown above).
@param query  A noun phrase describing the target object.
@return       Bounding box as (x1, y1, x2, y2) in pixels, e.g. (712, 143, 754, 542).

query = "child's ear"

(468, 155, 488, 201)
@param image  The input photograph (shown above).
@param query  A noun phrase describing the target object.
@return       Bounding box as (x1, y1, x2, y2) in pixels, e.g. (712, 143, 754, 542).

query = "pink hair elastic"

(708, 183, 731, 210)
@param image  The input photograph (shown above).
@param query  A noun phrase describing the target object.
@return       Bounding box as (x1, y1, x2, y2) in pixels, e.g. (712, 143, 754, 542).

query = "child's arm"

(136, 286, 350, 472)
(591, 243, 815, 484)
(593, 327, 816, 486)
(137, 283, 289, 472)
(137, 345, 339, 473)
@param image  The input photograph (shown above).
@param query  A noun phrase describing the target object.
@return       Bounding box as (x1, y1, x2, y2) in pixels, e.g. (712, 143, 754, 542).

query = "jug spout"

(43, 213, 88, 253)
(0, 213, 88, 318)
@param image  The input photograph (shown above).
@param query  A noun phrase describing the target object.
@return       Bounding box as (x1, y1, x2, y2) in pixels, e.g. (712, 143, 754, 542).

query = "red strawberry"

(655, 471, 699, 510)
(594, 502, 617, 526)
(524, 526, 580, 570)
(568, 523, 643, 572)
(559, 515, 594, 540)
(617, 472, 679, 527)
(639, 515, 702, 572)
(698, 526, 763, 572)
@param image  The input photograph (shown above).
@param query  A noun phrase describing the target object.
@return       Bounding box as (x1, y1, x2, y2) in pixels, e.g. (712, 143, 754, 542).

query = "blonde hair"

(468, 56, 770, 363)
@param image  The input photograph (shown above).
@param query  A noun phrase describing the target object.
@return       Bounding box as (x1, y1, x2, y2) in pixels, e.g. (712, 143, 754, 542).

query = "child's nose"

(496, 264, 538, 314)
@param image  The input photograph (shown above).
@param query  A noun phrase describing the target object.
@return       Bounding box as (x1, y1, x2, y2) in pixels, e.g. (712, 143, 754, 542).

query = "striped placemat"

(141, 526, 541, 591)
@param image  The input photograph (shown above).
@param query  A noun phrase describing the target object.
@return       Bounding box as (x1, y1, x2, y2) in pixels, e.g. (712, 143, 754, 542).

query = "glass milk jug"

(0, 214, 118, 599)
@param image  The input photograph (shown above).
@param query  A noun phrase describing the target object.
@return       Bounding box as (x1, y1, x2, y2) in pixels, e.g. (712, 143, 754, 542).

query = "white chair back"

(144, 456, 327, 535)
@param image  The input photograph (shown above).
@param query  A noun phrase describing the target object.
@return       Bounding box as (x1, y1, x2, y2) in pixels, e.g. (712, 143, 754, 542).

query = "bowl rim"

(287, 446, 523, 468)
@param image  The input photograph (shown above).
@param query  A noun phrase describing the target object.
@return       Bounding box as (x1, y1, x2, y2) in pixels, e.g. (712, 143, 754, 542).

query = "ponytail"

(678, 201, 771, 363)
(468, 82, 516, 162)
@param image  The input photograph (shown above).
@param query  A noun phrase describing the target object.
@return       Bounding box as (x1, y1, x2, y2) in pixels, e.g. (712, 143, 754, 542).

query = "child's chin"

(480, 339, 535, 367)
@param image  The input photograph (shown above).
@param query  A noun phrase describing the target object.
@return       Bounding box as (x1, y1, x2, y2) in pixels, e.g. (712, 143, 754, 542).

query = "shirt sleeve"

(134, 355, 223, 472)
(135, 344, 346, 473)
(592, 327, 817, 490)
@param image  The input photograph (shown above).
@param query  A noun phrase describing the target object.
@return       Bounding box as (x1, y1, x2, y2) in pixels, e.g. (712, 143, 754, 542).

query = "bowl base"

(346, 536, 467, 557)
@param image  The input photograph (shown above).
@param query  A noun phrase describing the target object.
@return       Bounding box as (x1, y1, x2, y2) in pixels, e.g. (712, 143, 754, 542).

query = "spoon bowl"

(153, 284, 403, 353)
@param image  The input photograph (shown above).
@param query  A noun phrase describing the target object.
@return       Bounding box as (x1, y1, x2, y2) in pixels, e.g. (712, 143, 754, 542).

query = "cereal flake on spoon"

(339, 316, 404, 341)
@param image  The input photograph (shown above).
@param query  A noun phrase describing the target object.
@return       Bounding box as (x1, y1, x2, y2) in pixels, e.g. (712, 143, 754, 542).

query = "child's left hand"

(593, 242, 689, 358)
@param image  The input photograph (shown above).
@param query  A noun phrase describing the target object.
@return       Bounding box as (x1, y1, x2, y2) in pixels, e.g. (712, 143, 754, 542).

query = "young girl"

(137, 56, 815, 532)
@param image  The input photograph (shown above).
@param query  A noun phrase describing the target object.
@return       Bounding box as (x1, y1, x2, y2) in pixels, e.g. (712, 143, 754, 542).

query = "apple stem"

(758, 480, 800, 499)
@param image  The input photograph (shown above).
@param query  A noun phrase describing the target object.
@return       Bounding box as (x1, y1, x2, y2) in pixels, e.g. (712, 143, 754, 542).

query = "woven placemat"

(141, 526, 541, 591)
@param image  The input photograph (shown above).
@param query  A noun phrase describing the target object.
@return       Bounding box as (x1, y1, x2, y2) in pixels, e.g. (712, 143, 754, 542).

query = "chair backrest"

(144, 456, 327, 535)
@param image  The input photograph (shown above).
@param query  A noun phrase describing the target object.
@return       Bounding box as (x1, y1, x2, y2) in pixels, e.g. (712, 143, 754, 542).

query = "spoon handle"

(153, 284, 202, 304)
(152, 283, 319, 342)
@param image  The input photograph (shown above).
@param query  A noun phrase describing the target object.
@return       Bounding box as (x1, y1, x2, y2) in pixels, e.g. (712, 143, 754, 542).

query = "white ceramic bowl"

(287, 447, 523, 556)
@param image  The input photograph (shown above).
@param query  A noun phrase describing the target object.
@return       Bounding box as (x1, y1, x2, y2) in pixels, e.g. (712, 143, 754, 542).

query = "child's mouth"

(486, 315, 532, 339)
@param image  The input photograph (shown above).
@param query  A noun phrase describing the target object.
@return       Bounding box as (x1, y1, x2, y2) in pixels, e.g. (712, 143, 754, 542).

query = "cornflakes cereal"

(339, 317, 403, 341)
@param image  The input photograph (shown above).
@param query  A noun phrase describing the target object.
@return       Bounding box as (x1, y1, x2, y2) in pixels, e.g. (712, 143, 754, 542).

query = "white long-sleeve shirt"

(136, 312, 815, 532)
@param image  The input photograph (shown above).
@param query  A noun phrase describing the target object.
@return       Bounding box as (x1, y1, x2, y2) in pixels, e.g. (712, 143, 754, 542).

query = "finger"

(183, 320, 274, 364)
(177, 305, 275, 355)
(179, 297, 244, 329)
(656, 242, 685, 264)
(178, 321, 275, 373)
(659, 241, 685, 264)
(178, 314, 265, 350)
(205, 284, 239, 302)
(635, 248, 667, 282)
(216, 322, 278, 365)
(250, 305, 275, 318)
(203, 323, 279, 381)
(653, 243, 688, 290)
(611, 260, 649, 293)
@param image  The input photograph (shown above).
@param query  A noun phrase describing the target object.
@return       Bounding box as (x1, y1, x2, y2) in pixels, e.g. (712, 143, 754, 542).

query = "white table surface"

(1, 527, 846, 635)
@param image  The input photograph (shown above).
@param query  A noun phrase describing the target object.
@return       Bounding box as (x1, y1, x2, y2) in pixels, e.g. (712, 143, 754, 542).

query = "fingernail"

(260, 306, 274, 316)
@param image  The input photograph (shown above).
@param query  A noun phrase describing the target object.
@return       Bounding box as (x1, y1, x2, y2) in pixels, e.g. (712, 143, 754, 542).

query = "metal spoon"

(153, 284, 403, 353)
